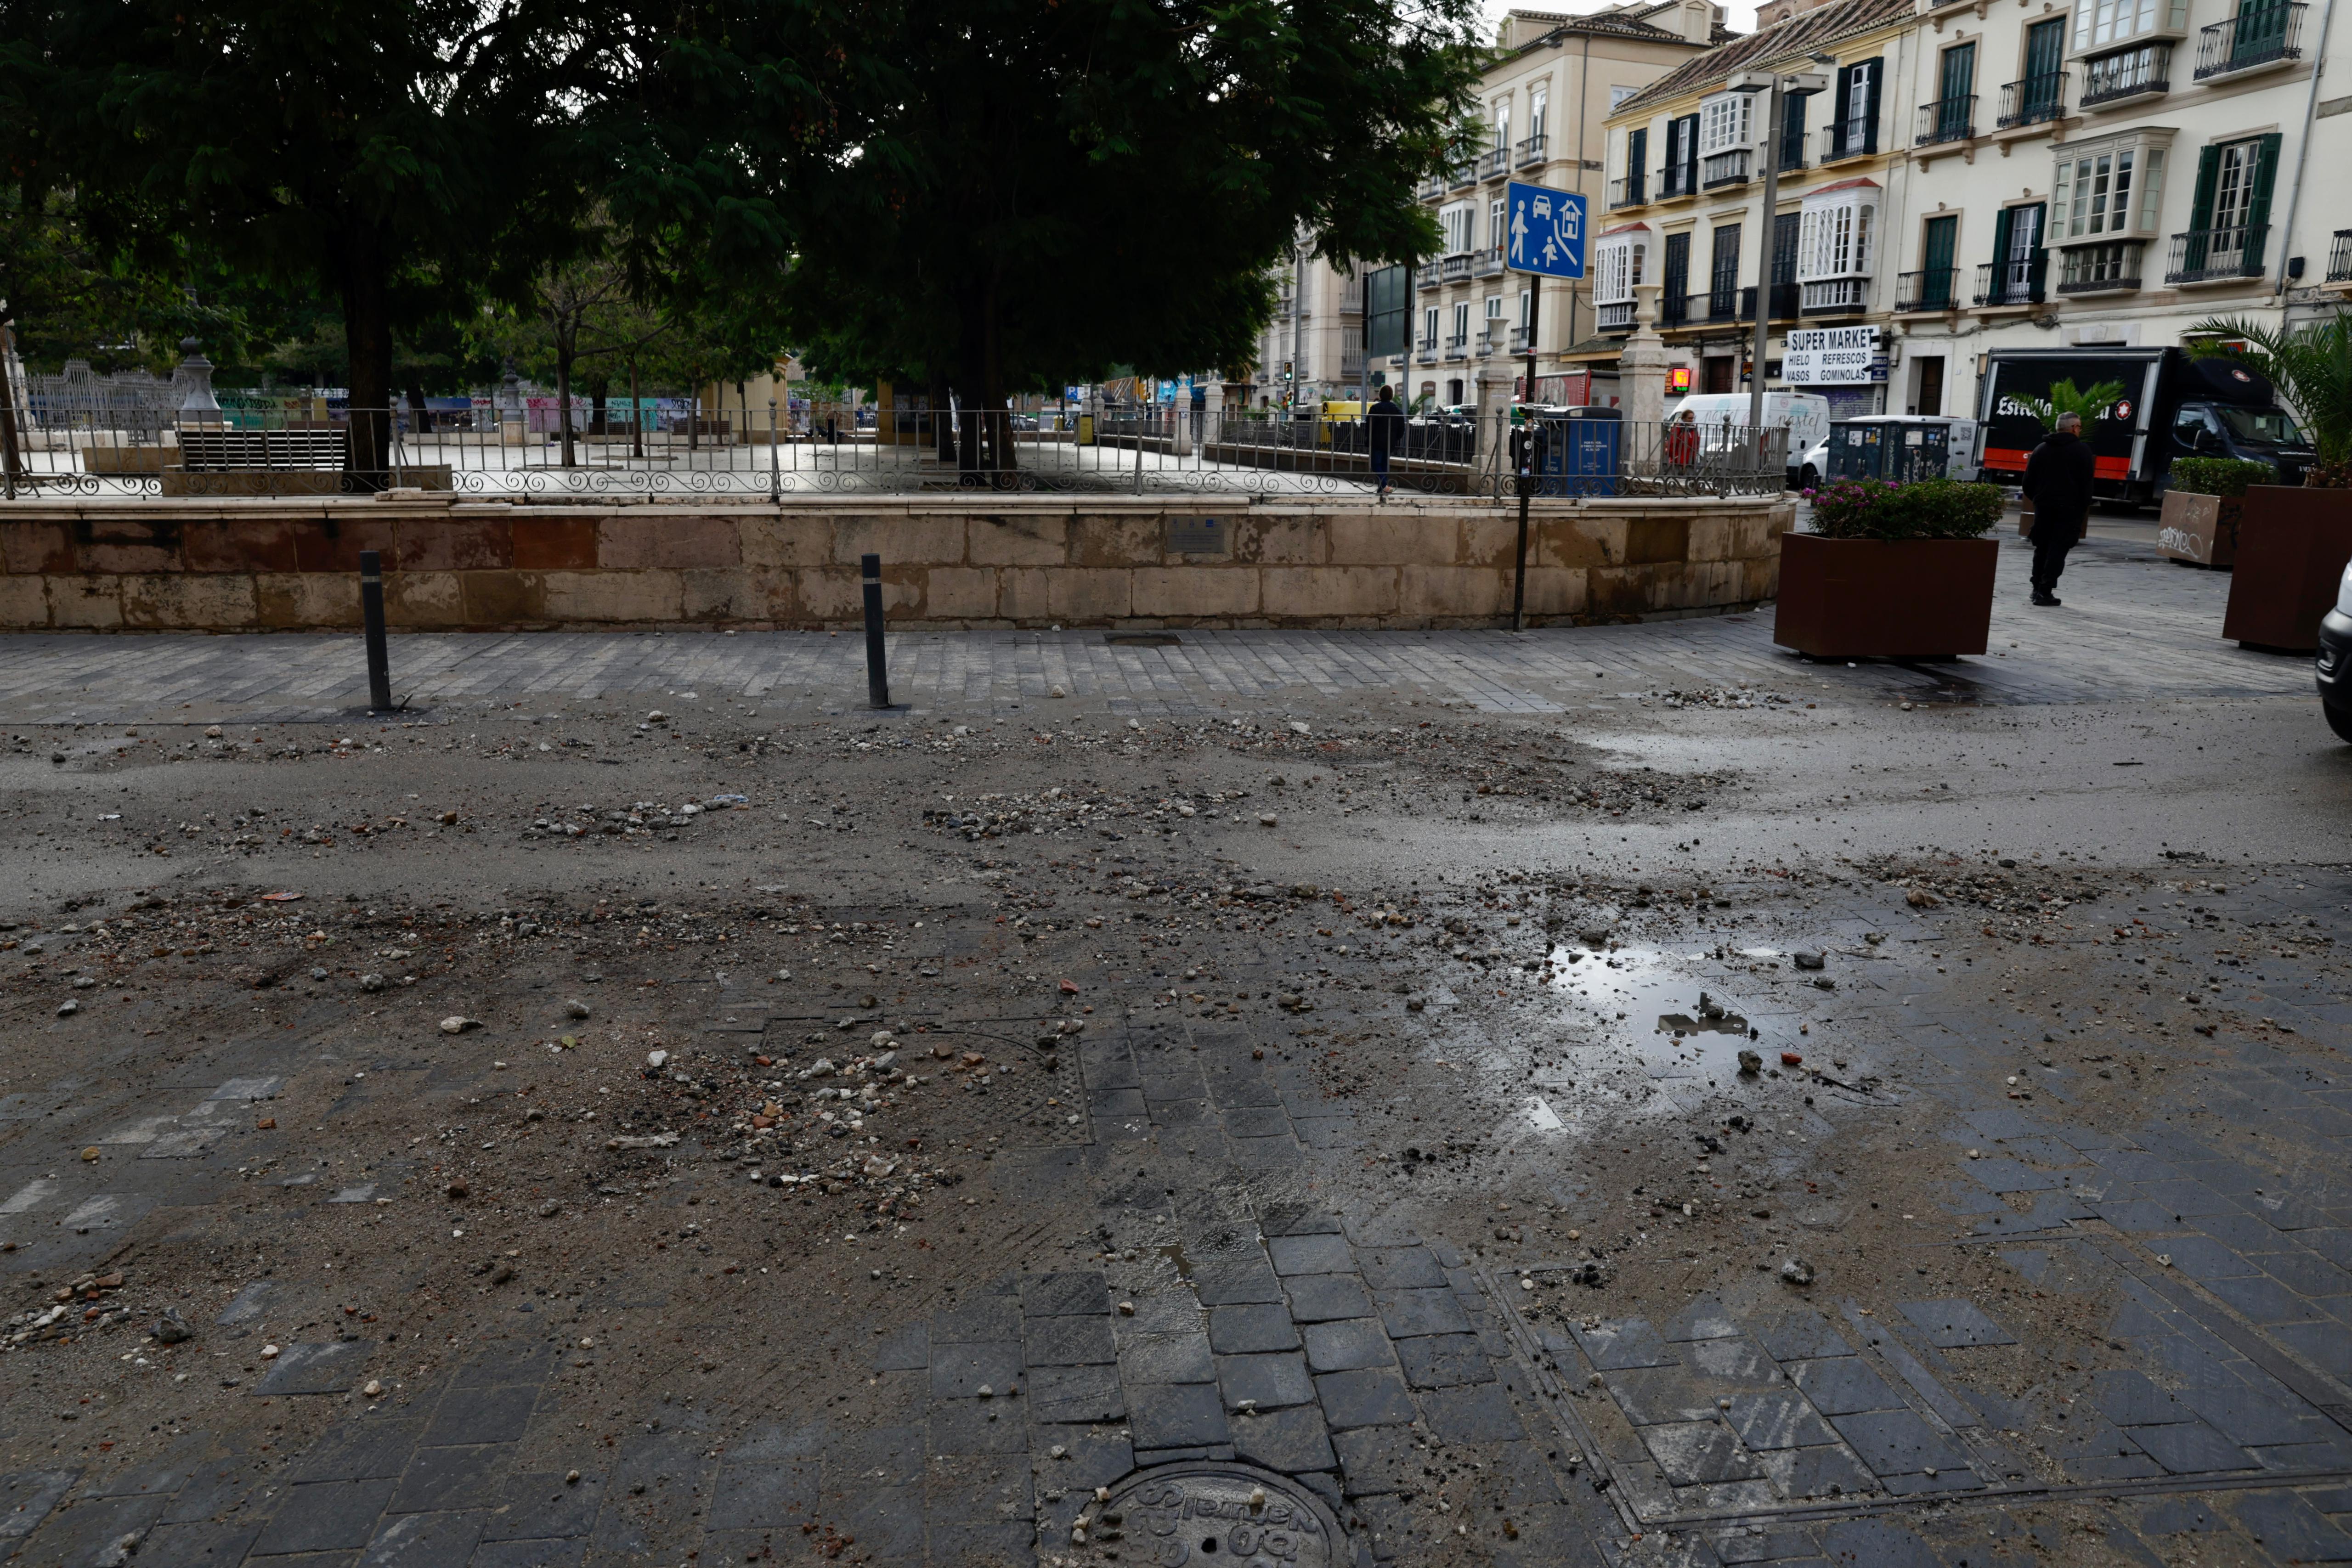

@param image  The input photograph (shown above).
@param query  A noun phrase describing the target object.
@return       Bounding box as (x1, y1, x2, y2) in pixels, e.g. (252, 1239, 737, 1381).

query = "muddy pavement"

(1, 647, 2351, 1567)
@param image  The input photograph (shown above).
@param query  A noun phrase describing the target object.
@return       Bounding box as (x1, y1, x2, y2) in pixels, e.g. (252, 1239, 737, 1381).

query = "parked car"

(2316, 561, 2352, 742)
(1798, 434, 1827, 490)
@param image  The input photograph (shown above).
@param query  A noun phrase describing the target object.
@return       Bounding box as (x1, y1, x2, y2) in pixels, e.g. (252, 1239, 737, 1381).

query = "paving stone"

(1024, 1313, 1116, 1367)
(1394, 1332, 1495, 1390)
(930, 1340, 1023, 1399)
(1680, 1336, 1776, 1385)
(1216, 1351, 1316, 1410)
(1827, 1410, 1973, 1477)
(481, 1470, 609, 1540)
(1268, 1233, 1354, 1276)
(932, 1294, 1023, 1343)
(1660, 1297, 1741, 1342)
(447, 1342, 558, 1388)
(1372, 1286, 1470, 1339)
(1605, 1365, 1718, 1426)
(1302, 1318, 1396, 1374)
(1750, 1311, 1852, 1363)
(1120, 1333, 1215, 1385)
(1759, 1444, 1877, 1501)
(2269, 1321, 2352, 1380)
(2250, 1249, 2352, 1297)
(1895, 1299, 2016, 1348)
(1330, 1427, 1419, 1495)
(1727, 1391, 1839, 1450)
(872, 1322, 930, 1372)
(834, 1484, 926, 1559)
(1316, 1368, 1419, 1430)
(1417, 1383, 1526, 1444)
(1643, 1421, 1765, 1487)
(468, 1539, 587, 1567)
(359, 1507, 489, 1566)
(2092, 1369, 2194, 1428)
(1356, 1247, 1445, 1290)
(1019, 1270, 1110, 1317)
(1207, 1302, 1300, 1354)
(1787, 1358, 1904, 1415)
(1816, 1517, 1940, 1568)
(1230, 1406, 1338, 1474)
(1283, 1273, 1374, 1323)
(1126, 1383, 1229, 1450)
(1028, 1363, 1126, 1423)
(255, 1340, 377, 1396)
(2228, 1490, 2352, 1561)
(1260, 1204, 1346, 1238)
(1193, 1258, 1286, 1305)
(254, 1480, 401, 1556)
(825, 1424, 925, 1489)
(390, 1446, 512, 1514)
(1574, 1318, 1679, 1371)
(2205, 1272, 2329, 1325)
(2131, 1421, 2259, 1475)
(421, 1385, 540, 1448)
(130, 1522, 268, 1564)
(292, 1419, 429, 1483)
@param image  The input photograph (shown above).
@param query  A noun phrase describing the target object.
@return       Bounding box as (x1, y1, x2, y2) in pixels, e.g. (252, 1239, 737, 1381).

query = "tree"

(4, 0, 589, 481)
(2016, 377, 2128, 434)
(604, 0, 1483, 478)
(2191, 312, 2352, 488)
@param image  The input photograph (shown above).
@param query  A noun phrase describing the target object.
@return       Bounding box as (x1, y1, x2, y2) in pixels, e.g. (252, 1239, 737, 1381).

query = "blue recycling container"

(1543, 406, 1623, 497)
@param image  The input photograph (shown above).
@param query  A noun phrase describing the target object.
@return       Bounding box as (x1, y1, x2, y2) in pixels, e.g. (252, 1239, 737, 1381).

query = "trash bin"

(1544, 407, 1623, 497)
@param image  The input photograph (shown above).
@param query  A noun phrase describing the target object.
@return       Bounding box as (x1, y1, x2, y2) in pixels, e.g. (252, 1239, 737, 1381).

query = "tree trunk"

(404, 376, 430, 434)
(555, 319, 577, 469)
(0, 319, 24, 494)
(958, 284, 1014, 485)
(930, 377, 956, 466)
(629, 359, 644, 459)
(334, 225, 396, 490)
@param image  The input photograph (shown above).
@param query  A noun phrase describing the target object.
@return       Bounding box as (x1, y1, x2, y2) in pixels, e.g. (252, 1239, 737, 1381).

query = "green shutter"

(1831, 64, 1853, 154)
(2184, 145, 2221, 271)
(1862, 59, 1882, 153)
(1682, 114, 1700, 191)
(2243, 131, 2284, 269)
(1781, 91, 1806, 168)
(1628, 126, 1646, 199)
(1988, 206, 2014, 301)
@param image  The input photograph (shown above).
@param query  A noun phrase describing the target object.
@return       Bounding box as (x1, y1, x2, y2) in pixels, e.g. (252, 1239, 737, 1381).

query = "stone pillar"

(1621, 284, 1669, 433)
(1474, 363, 1513, 425)
(1200, 378, 1225, 452)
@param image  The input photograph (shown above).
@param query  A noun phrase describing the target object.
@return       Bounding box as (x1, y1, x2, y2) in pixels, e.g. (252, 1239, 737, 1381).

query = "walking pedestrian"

(2022, 410, 2096, 606)
(1368, 383, 1404, 500)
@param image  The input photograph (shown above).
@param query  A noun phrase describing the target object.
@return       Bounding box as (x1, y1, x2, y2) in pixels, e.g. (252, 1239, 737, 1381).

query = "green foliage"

(2166, 457, 2274, 498)
(2190, 310, 2352, 486)
(1807, 477, 2004, 541)
(2016, 378, 2128, 433)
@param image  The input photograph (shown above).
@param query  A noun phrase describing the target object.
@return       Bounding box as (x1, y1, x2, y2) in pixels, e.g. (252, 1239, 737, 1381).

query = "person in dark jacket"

(2021, 411, 2097, 605)
(1367, 385, 1405, 499)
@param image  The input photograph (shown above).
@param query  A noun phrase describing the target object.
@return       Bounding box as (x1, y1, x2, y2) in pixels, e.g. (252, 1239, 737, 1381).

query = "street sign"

(1505, 181, 1587, 279)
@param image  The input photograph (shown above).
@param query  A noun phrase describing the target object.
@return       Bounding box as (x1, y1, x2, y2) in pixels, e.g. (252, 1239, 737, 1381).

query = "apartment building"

(1592, 0, 2343, 424)
(1248, 2, 1724, 410)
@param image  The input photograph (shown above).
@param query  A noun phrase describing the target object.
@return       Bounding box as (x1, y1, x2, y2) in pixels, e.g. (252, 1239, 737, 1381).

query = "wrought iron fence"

(2194, 1, 2304, 78)
(1915, 95, 1977, 145)
(2329, 229, 2352, 285)
(0, 401, 1794, 502)
(1995, 73, 2067, 128)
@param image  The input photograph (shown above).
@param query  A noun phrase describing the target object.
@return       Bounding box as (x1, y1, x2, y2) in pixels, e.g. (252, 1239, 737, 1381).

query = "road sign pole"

(1749, 78, 1784, 443)
(1513, 278, 1540, 633)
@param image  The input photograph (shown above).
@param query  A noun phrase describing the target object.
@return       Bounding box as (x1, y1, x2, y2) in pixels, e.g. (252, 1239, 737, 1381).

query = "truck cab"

(2166, 400, 2313, 488)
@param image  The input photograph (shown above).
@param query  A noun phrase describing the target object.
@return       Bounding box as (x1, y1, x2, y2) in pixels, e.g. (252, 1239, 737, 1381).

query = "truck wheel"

(2326, 700, 2352, 745)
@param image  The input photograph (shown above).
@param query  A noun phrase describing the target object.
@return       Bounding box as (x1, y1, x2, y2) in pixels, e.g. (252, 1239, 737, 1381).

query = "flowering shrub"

(1801, 476, 2003, 541)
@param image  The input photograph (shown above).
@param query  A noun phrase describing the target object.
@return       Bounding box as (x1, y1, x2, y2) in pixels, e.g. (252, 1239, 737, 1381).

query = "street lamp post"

(1729, 66, 1830, 452)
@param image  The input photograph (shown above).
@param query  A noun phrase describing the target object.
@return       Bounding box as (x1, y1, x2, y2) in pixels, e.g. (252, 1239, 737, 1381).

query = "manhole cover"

(1073, 1461, 1345, 1565)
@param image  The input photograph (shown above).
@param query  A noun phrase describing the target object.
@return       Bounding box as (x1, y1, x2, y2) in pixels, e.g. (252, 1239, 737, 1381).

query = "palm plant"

(2017, 377, 2126, 433)
(2190, 311, 2352, 487)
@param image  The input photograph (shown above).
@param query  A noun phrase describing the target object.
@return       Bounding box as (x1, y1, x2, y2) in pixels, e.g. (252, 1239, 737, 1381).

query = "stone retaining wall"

(0, 493, 1790, 631)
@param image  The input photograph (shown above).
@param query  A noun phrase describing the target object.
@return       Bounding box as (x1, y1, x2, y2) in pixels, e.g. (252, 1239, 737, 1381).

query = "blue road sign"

(1505, 180, 1587, 279)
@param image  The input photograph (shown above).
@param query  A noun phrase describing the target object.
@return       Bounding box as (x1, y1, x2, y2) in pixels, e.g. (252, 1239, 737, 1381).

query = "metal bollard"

(359, 549, 394, 711)
(861, 553, 891, 709)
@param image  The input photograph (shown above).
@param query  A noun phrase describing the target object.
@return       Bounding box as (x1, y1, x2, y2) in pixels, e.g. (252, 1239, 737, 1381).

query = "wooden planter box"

(2156, 490, 2241, 568)
(2221, 486, 2352, 651)
(1773, 534, 2000, 658)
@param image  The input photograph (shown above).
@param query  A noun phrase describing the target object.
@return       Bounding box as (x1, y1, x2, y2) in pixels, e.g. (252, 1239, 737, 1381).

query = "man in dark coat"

(2021, 410, 2097, 606)
(1367, 385, 1405, 499)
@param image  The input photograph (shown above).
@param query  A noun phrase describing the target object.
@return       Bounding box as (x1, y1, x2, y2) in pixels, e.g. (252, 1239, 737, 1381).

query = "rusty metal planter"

(2221, 486, 2352, 651)
(2157, 490, 2241, 568)
(1772, 534, 1999, 658)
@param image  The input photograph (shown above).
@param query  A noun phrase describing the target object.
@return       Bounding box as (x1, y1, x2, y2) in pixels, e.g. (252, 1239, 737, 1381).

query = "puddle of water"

(1544, 943, 1759, 1081)
(1527, 1096, 1565, 1132)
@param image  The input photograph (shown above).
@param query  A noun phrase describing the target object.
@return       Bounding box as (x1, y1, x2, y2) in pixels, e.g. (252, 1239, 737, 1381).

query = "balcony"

(1509, 326, 1529, 353)
(1418, 267, 1444, 291)
(1440, 253, 1475, 283)
(1915, 95, 1977, 147)
(2165, 223, 2268, 283)
(1766, 281, 1800, 319)
(1598, 300, 1638, 332)
(2329, 230, 2352, 285)
(1608, 173, 1647, 208)
(1418, 175, 1447, 200)
(1516, 133, 1548, 168)
(1448, 158, 1478, 190)
(1659, 164, 1698, 199)
(1416, 334, 1438, 358)
(1894, 267, 1961, 312)
(1661, 290, 1691, 326)
(1819, 117, 1877, 162)
(2079, 43, 2171, 106)
(1800, 277, 1870, 314)
(1995, 73, 2067, 129)
(1973, 249, 2048, 305)
(1473, 246, 1506, 279)
(1444, 333, 1469, 361)
(1777, 141, 1807, 174)
(1701, 149, 1752, 189)
(2056, 241, 2143, 294)
(2194, 3, 2305, 78)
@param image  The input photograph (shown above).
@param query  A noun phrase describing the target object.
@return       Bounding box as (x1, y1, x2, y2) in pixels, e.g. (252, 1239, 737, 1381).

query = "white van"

(1666, 392, 1831, 487)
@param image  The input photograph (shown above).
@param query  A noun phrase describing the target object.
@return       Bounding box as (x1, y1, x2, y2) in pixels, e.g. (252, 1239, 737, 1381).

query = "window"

(1709, 224, 1743, 315)
(1798, 183, 1877, 278)
(1529, 86, 1549, 139)
(1662, 230, 1692, 322)
(1519, 288, 1533, 329)
(1593, 226, 1651, 303)
(1700, 92, 1753, 154)
(1664, 114, 1701, 195)
(2074, 0, 2188, 51)
(1610, 85, 1640, 110)
(1491, 98, 1511, 150)
(1489, 198, 1507, 251)
(2180, 133, 2282, 276)
(2052, 132, 2169, 240)
(1486, 294, 1504, 319)
(1439, 201, 1474, 254)
(2208, 138, 2261, 234)
(1450, 301, 1471, 349)
(1423, 306, 1439, 346)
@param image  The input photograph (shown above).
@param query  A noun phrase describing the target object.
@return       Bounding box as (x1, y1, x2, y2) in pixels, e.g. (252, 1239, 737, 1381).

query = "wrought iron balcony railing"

(2194, 2, 2305, 79)
(1995, 74, 2067, 129)
(1915, 95, 1976, 146)
(2165, 224, 2268, 283)
(1973, 249, 2048, 305)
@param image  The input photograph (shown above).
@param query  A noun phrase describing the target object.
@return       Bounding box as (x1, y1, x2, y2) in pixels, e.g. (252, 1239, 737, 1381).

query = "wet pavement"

(0, 530, 2347, 1566)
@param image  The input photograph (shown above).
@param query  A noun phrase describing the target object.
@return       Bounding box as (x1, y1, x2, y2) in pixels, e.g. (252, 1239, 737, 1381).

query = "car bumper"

(2317, 608, 2352, 702)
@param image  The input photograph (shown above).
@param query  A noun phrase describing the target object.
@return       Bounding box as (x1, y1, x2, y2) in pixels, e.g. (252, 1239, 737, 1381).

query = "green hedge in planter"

(2166, 457, 2274, 498)
(1804, 476, 2005, 541)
